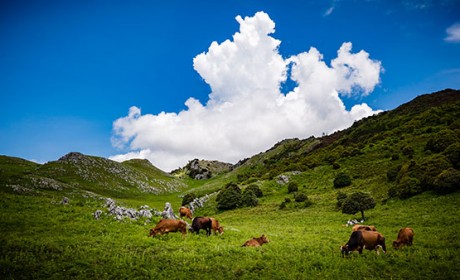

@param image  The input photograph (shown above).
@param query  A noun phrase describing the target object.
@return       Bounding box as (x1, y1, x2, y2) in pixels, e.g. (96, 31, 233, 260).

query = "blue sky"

(1, 0, 459, 170)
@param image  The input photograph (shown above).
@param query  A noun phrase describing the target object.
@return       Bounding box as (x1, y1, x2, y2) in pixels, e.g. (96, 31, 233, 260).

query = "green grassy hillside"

(1, 89, 459, 279)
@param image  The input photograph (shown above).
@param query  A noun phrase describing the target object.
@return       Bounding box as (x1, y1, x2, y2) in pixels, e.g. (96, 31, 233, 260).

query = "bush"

(433, 168, 460, 194)
(419, 155, 452, 190)
(216, 183, 242, 210)
(279, 201, 286, 209)
(332, 162, 341, 169)
(245, 184, 263, 198)
(336, 191, 347, 208)
(387, 165, 402, 182)
(333, 172, 352, 188)
(182, 193, 197, 206)
(389, 176, 422, 199)
(402, 145, 415, 158)
(443, 143, 460, 168)
(241, 188, 259, 207)
(294, 192, 308, 203)
(425, 129, 459, 153)
(287, 182, 298, 193)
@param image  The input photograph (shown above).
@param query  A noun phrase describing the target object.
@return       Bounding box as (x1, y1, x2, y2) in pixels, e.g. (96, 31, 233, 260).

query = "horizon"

(1, 1, 459, 171)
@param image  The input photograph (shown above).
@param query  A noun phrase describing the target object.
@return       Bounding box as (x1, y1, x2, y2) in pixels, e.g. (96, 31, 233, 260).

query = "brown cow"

(393, 227, 414, 249)
(179, 206, 193, 220)
(352, 225, 377, 232)
(191, 217, 212, 236)
(148, 219, 187, 237)
(341, 230, 386, 256)
(242, 234, 270, 247)
(210, 218, 224, 235)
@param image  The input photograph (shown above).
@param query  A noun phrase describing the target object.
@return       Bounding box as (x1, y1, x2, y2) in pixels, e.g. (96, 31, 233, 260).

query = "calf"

(210, 218, 224, 235)
(191, 217, 212, 236)
(393, 227, 414, 249)
(148, 219, 187, 237)
(242, 234, 270, 247)
(179, 206, 193, 220)
(352, 225, 377, 232)
(341, 230, 386, 257)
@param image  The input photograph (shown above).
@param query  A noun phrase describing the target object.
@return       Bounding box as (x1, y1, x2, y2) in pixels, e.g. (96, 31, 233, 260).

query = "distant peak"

(58, 152, 86, 162)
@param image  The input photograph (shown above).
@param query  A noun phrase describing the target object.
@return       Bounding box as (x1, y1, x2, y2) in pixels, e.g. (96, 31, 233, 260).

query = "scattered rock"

(61, 197, 69, 205)
(93, 210, 103, 220)
(277, 175, 289, 185)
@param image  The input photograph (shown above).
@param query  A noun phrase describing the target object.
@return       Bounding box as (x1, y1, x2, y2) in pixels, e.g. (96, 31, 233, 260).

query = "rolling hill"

(1, 88, 459, 279)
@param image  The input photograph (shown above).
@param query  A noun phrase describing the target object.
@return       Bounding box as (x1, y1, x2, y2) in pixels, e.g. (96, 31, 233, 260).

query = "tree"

(341, 192, 376, 221)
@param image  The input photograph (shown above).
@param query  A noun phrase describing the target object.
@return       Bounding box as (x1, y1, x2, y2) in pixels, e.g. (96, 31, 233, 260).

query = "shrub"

(341, 192, 376, 220)
(443, 143, 460, 168)
(332, 162, 341, 169)
(287, 182, 298, 193)
(425, 129, 459, 153)
(389, 176, 422, 199)
(181, 193, 197, 206)
(216, 183, 242, 210)
(402, 145, 415, 158)
(245, 184, 263, 198)
(387, 165, 402, 182)
(336, 191, 347, 208)
(433, 168, 460, 194)
(279, 201, 287, 209)
(241, 188, 258, 207)
(294, 192, 308, 203)
(333, 172, 352, 188)
(419, 155, 452, 190)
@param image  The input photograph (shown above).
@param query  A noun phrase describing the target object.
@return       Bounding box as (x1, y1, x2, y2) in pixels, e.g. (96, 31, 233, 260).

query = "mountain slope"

(194, 89, 460, 202)
(0, 152, 186, 196)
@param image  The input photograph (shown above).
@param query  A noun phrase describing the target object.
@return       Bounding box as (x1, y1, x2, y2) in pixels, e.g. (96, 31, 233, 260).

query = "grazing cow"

(148, 219, 187, 237)
(179, 206, 193, 220)
(341, 230, 386, 257)
(191, 217, 212, 236)
(210, 218, 224, 235)
(352, 225, 377, 232)
(393, 227, 414, 249)
(242, 234, 270, 247)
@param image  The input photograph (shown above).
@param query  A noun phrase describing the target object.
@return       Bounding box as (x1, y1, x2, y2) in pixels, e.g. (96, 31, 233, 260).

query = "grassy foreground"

(1, 188, 459, 279)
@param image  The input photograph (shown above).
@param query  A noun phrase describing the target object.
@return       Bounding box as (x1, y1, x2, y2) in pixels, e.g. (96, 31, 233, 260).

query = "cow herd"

(340, 225, 415, 257)
(148, 206, 414, 253)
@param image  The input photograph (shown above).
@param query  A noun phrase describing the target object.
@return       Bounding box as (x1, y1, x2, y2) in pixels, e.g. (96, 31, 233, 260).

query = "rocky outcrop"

(172, 159, 233, 180)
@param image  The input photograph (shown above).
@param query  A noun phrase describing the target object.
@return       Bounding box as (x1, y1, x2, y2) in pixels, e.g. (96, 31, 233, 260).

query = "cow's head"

(260, 234, 270, 244)
(148, 228, 157, 237)
(392, 240, 401, 249)
(340, 245, 350, 257)
(217, 226, 224, 234)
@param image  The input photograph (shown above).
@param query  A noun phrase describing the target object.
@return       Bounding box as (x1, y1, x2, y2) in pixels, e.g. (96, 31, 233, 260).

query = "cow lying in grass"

(149, 219, 187, 237)
(341, 230, 386, 257)
(242, 234, 270, 247)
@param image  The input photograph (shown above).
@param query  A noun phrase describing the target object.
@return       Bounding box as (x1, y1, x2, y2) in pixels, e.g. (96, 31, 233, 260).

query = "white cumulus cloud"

(110, 11, 383, 171)
(445, 23, 460, 43)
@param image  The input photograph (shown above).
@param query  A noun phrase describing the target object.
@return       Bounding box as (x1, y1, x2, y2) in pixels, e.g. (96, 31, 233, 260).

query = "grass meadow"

(1, 186, 459, 280)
